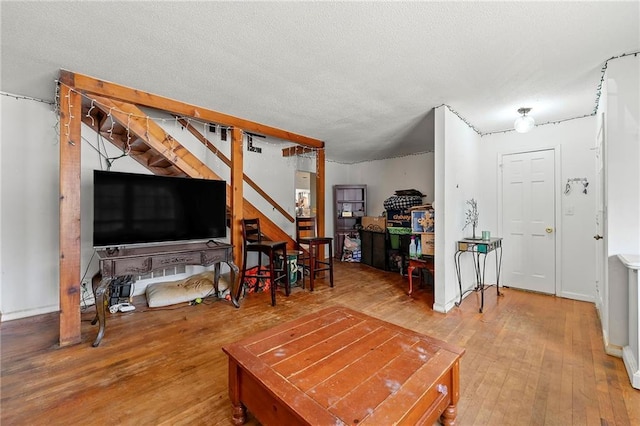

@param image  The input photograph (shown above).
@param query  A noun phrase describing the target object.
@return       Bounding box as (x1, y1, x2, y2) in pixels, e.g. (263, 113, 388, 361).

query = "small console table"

(91, 241, 239, 347)
(454, 237, 503, 313)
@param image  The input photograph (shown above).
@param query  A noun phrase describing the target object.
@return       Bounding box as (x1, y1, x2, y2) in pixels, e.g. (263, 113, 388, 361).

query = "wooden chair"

(240, 218, 289, 306)
(296, 217, 334, 291)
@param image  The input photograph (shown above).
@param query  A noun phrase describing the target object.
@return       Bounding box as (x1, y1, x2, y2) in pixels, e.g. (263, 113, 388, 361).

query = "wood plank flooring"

(2, 262, 638, 425)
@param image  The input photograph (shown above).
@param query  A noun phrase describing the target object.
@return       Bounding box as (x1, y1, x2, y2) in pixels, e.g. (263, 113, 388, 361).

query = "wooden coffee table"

(222, 306, 465, 425)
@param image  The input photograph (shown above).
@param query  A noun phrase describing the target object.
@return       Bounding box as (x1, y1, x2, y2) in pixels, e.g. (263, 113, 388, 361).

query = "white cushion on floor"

(145, 271, 230, 308)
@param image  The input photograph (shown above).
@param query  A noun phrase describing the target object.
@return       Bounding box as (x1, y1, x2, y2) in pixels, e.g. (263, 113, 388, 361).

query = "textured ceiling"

(1, 1, 638, 163)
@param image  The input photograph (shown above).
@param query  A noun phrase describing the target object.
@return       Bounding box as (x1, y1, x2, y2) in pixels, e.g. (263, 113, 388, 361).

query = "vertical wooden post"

(230, 128, 244, 268)
(316, 147, 326, 239)
(58, 82, 82, 346)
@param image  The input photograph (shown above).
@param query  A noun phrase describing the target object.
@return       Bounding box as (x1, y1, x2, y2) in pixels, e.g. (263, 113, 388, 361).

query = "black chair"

(240, 218, 289, 306)
(296, 217, 334, 291)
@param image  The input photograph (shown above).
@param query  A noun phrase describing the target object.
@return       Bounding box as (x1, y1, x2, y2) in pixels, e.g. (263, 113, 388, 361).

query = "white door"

(501, 149, 556, 294)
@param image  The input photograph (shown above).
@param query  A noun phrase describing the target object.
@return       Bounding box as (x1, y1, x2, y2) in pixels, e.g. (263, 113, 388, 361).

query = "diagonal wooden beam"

(81, 113, 185, 177)
(60, 70, 324, 149)
(91, 96, 215, 179)
(178, 118, 294, 223)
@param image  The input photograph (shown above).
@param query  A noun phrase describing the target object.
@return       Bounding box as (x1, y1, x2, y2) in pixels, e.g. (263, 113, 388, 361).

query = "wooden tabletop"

(223, 305, 465, 425)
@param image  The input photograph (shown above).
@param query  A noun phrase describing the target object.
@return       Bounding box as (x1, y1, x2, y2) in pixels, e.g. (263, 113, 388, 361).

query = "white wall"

(479, 115, 598, 302)
(0, 96, 3, 317)
(605, 55, 640, 256)
(601, 54, 640, 352)
(349, 153, 434, 216)
(434, 106, 482, 313)
(1, 97, 60, 319)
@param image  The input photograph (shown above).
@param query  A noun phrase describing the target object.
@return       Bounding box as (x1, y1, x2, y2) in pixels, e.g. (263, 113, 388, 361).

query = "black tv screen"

(93, 170, 227, 247)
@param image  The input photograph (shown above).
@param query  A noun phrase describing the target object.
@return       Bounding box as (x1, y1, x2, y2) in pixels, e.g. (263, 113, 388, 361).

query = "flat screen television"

(93, 170, 227, 248)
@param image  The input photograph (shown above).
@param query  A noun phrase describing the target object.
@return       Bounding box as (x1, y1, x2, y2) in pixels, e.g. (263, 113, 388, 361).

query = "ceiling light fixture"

(514, 107, 535, 133)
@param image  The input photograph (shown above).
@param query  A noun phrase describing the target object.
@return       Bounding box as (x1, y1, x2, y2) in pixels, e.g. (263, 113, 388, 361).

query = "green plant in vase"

(463, 198, 479, 239)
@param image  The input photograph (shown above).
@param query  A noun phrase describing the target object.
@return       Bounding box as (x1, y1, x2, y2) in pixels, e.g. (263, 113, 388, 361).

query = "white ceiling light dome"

(514, 107, 535, 133)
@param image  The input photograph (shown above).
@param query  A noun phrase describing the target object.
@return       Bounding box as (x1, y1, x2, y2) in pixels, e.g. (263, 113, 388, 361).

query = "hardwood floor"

(1, 262, 638, 425)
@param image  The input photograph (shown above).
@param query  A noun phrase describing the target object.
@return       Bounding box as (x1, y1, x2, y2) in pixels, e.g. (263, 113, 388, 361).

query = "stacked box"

(419, 232, 435, 255)
(361, 216, 386, 232)
(410, 207, 435, 233)
(386, 209, 411, 228)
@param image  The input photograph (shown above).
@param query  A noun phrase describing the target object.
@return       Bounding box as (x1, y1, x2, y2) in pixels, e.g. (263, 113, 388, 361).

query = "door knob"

(594, 234, 603, 240)
(545, 227, 553, 233)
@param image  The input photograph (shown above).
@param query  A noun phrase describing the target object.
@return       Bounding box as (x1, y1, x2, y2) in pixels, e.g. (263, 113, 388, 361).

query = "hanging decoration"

(564, 177, 589, 195)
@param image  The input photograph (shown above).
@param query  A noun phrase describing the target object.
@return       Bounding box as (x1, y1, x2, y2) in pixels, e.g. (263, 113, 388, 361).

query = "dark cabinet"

(360, 230, 387, 270)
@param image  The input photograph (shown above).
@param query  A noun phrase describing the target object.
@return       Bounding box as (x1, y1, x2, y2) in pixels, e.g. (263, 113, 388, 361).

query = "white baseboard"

(602, 328, 624, 357)
(1, 304, 59, 322)
(433, 297, 458, 313)
(558, 291, 594, 303)
(622, 345, 640, 389)
(593, 297, 624, 358)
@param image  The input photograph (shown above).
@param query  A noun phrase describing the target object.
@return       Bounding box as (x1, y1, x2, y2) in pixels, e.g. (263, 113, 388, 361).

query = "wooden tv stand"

(91, 241, 239, 347)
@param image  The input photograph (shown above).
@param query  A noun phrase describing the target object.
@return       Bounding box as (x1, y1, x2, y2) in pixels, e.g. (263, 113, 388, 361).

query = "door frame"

(496, 145, 562, 295)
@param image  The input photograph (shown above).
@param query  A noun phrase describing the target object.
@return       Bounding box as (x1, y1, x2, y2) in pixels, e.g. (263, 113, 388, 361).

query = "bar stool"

(240, 218, 289, 306)
(296, 217, 334, 291)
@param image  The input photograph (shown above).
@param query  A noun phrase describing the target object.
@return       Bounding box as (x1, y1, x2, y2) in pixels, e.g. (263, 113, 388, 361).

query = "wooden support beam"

(316, 148, 326, 239)
(58, 83, 82, 347)
(60, 70, 324, 149)
(231, 128, 244, 268)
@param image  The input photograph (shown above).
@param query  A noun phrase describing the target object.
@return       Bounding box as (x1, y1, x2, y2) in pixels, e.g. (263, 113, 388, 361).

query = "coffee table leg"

(440, 404, 457, 425)
(228, 359, 246, 425)
(441, 359, 460, 425)
(232, 403, 246, 425)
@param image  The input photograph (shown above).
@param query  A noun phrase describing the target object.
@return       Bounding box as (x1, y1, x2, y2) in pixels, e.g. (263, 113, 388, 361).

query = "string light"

(125, 113, 132, 154)
(7, 49, 636, 164)
(592, 50, 639, 115)
(0, 91, 55, 106)
(86, 99, 96, 127)
(434, 103, 482, 136)
(64, 91, 75, 144)
(328, 149, 433, 165)
(106, 107, 115, 140)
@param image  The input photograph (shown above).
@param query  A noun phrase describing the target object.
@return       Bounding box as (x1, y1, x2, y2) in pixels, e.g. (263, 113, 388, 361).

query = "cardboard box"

(411, 208, 435, 233)
(419, 232, 435, 256)
(361, 216, 386, 232)
(386, 209, 411, 228)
